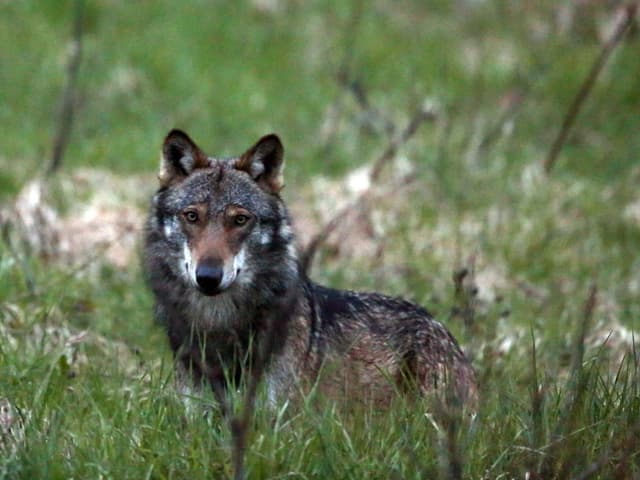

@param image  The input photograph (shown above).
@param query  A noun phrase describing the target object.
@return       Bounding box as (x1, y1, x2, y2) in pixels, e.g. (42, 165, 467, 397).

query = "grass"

(1, 0, 640, 478)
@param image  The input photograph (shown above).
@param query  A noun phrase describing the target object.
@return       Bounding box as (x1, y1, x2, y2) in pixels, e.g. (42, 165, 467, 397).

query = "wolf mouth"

(197, 285, 222, 296)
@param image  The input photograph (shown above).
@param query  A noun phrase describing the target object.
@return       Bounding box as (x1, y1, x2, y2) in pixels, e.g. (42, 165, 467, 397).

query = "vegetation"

(1, 1, 639, 478)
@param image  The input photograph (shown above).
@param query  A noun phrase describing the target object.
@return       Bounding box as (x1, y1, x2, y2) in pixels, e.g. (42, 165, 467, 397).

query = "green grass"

(1, 0, 640, 478)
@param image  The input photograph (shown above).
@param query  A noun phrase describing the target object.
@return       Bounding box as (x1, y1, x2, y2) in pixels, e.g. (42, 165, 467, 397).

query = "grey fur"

(143, 130, 477, 408)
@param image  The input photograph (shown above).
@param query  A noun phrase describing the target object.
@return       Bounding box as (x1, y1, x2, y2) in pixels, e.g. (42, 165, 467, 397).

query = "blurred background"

(2, 1, 638, 184)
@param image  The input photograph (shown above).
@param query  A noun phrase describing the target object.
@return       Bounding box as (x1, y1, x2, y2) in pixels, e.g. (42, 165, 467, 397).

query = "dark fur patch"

(216, 164, 225, 183)
(166, 144, 190, 176)
(314, 286, 367, 327)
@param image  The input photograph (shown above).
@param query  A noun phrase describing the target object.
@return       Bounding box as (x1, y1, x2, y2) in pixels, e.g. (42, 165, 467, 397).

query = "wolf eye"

(183, 210, 199, 223)
(234, 214, 249, 226)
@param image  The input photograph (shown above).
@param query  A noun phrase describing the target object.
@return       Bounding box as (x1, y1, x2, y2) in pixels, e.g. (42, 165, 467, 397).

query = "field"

(1, 1, 639, 478)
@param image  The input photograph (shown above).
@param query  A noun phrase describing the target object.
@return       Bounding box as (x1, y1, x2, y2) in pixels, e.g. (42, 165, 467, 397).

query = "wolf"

(143, 129, 477, 409)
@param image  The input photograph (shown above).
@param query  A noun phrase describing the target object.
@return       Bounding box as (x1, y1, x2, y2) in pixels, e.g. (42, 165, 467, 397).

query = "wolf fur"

(143, 130, 477, 408)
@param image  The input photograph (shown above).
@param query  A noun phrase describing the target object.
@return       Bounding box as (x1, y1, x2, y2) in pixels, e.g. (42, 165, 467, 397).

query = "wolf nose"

(195, 262, 224, 295)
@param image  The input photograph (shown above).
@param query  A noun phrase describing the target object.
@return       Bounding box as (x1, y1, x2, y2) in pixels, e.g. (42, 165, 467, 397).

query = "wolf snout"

(195, 261, 224, 296)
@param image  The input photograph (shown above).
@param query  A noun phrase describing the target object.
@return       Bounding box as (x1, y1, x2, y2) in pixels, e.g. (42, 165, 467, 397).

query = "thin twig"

(529, 327, 545, 475)
(570, 419, 640, 480)
(478, 86, 528, 153)
(568, 284, 598, 385)
(230, 340, 271, 480)
(529, 327, 544, 441)
(369, 102, 437, 182)
(229, 289, 296, 480)
(300, 171, 417, 275)
(543, 4, 638, 174)
(319, 0, 365, 149)
(338, 76, 397, 137)
(0, 222, 37, 296)
(336, 0, 364, 91)
(450, 255, 478, 330)
(230, 336, 272, 480)
(433, 360, 466, 480)
(539, 284, 598, 478)
(47, 0, 84, 175)
(301, 103, 436, 274)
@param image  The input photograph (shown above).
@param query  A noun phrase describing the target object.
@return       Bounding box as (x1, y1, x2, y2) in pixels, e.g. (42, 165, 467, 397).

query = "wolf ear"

(235, 134, 284, 193)
(159, 129, 210, 186)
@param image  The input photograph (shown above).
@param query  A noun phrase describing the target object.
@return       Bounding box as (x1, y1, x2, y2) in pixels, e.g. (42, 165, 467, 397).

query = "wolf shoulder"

(310, 283, 460, 346)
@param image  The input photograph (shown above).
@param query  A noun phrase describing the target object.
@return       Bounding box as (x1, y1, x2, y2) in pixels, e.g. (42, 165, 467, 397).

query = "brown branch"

(478, 86, 528, 153)
(47, 0, 84, 175)
(571, 419, 640, 480)
(230, 334, 273, 480)
(229, 289, 296, 480)
(338, 77, 397, 137)
(319, 0, 365, 149)
(369, 102, 437, 182)
(450, 255, 478, 330)
(299, 194, 364, 275)
(569, 284, 598, 382)
(301, 103, 436, 274)
(539, 284, 598, 478)
(529, 328, 545, 474)
(336, 0, 364, 88)
(0, 222, 36, 296)
(300, 171, 418, 275)
(543, 4, 638, 174)
(331, 0, 397, 139)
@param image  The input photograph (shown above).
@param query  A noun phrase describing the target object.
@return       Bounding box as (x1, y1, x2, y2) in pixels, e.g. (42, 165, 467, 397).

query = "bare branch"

(47, 0, 85, 175)
(569, 284, 598, 381)
(229, 290, 296, 480)
(369, 102, 437, 182)
(300, 170, 417, 274)
(543, 4, 637, 174)
(319, 0, 365, 148)
(0, 222, 36, 296)
(478, 86, 528, 153)
(529, 328, 545, 473)
(539, 284, 598, 478)
(571, 419, 640, 480)
(299, 196, 364, 275)
(450, 255, 478, 330)
(338, 76, 397, 137)
(301, 102, 436, 274)
(229, 338, 270, 480)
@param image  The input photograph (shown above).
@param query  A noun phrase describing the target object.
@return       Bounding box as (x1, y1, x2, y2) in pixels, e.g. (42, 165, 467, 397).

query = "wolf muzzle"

(195, 260, 225, 296)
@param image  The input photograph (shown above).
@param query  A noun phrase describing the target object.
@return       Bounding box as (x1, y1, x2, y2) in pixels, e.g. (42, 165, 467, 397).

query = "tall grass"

(1, 1, 639, 478)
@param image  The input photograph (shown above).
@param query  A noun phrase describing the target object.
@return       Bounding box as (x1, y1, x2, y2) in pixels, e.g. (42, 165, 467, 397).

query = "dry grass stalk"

(47, 0, 85, 175)
(543, 4, 638, 174)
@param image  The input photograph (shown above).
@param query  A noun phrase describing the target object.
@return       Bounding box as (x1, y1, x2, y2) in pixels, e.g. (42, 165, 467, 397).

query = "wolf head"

(148, 130, 296, 298)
